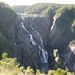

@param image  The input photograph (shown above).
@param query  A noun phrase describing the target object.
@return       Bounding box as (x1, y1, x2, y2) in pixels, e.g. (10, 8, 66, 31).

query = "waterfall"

(30, 30, 48, 63)
(17, 13, 25, 20)
(21, 22, 29, 33)
(29, 34, 37, 46)
(21, 20, 48, 64)
(20, 14, 25, 20)
(51, 15, 56, 30)
(39, 46, 48, 63)
(21, 22, 37, 45)
(35, 31, 48, 63)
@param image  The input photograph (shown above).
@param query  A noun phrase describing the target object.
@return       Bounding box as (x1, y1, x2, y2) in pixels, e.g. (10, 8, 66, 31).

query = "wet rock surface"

(1, 3, 75, 72)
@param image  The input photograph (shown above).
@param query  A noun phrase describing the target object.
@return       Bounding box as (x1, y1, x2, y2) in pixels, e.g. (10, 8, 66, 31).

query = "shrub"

(0, 54, 74, 75)
(0, 53, 23, 75)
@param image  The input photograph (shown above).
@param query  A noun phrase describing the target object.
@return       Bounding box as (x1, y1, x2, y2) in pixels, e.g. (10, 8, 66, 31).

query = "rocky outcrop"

(0, 2, 53, 71)
(47, 7, 75, 71)
(14, 16, 49, 70)
(23, 16, 50, 43)
(1, 3, 75, 72)
(0, 2, 18, 57)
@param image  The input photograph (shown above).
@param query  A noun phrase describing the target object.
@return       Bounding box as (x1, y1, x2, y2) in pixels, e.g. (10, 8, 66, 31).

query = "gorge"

(0, 2, 75, 72)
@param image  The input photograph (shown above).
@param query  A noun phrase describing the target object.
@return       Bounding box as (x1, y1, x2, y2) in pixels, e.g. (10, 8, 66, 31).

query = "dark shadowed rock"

(0, 2, 18, 56)
(1, 3, 75, 72)
(47, 6, 75, 70)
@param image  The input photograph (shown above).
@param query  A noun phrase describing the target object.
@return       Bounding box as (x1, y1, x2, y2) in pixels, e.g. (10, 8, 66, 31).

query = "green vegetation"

(0, 2, 18, 57)
(1, 2, 75, 73)
(26, 3, 57, 16)
(0, 53, 74, 75)
(13, 3, 57, 16)
(26, 3, 52, 14)
(13, 5, 30, 13)
(53, 5, 75, 29)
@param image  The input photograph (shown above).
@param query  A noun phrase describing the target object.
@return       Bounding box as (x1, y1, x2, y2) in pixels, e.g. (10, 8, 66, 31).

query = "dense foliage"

(0, 2, 18, 57)
(13, 5, 30, 13)
(0, 53, 74, 75)
(54, 5, 75, 40)
(13, 3, 57, 16)
(1, 2, 75, 73)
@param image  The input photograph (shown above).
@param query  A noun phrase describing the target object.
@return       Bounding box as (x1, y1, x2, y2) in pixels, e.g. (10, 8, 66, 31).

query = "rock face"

(0, 2, 18, 57)
(0, 2, 54, 70)
(1, 3, 75, 72)
(48, 10, 74, 49)
(14, 6, 55, 70)
(47, 7, 75, 71)
(24, 16, 50, 43)
(14, 15, 52, 70)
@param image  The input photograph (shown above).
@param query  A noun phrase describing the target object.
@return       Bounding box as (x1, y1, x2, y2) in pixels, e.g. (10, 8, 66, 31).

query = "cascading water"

(17, 13, 25, 20)
(21, 18, 48, 64)
(21, 22, 29, 33)
(39, 46, 48, 63)
(34, 31, 48, 63)
(51, 15, 56, 30)
(21, 22, 37, 46)
(29, 34, 37, 46)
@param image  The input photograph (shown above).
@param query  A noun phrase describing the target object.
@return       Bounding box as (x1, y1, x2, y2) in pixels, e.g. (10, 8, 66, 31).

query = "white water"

(21, 22, 29, 33)
(39, 46, 48, 63)
(32, 30, 48, 63)
(37, 31, 48, 63)
(21, 15, 25, 20)
(21, 20, 48, 63)
(17, 13, 25, 19)
(51, 15, 56, 30)
(34, 31, 48, 63)
(36, 31, 48, 63)
(21, 22, 37, 46)
(29, 34, 37, 46)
